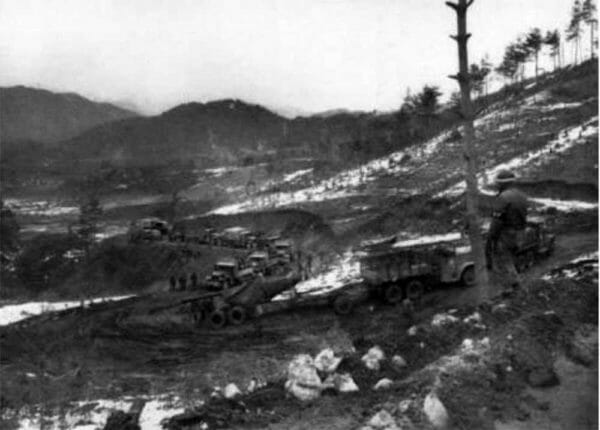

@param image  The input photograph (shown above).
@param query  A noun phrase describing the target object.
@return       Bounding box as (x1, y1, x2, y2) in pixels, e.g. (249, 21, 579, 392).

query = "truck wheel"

(333, 295, 353, 315)
(384, 283, 404, 304)
(405, 280, 425, 301)
(228, 306, 247, 325)
(208, 310, 227, 329)
(460, 266, 476, 287)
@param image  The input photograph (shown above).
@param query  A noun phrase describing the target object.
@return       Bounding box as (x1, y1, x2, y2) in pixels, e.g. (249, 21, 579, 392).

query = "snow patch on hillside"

(0, 295, 134, 326)
(13, 395, 184, 430)
(440, 116, 599, 198)
(210, 130, 452, 215)
(530, 197, 598, 212)
(283, 168, 313, 183)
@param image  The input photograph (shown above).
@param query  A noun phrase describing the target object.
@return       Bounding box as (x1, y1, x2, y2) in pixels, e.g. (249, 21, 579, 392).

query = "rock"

(287, 354, 314, 378)
(491, 303, 508, 314)
(528, 367, 559, 388)
(224, 383, 242, 399)
(286, 354, 322, 401)
(286, 380, 321, 401)
(461, 338, 474, 351)
(367, 410, 399, 430)
(246, 378, 257, 393)
(407, 325, 418, 336)
(362, 346, 385, 371)
(431, 313, 459, 327)
(314, 348, 342, 374)
(463, 311, 481, 324)
(398, 399, 411, 413)
(423, 392, 449, 429)
(373, 378, 394, 390)
(568, 324, 598, 367)
(324, 372, 359, 393)
(210, 387, 223, 398)
(391, 355, 407, 369)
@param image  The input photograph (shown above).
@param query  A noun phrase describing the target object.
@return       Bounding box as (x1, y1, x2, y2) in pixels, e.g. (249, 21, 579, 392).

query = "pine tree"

(544, 30, 561, 70)
(581, 0, 597, 58)
(525, 28, 543, 82)
(567, 0, 584, 64)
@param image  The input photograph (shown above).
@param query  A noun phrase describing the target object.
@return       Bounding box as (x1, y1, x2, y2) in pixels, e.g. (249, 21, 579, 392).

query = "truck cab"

(247, 251, 270, 274)
(205, 258, 256, 290)
(273, 239, 294, 262)
(129, 217, 171, 242)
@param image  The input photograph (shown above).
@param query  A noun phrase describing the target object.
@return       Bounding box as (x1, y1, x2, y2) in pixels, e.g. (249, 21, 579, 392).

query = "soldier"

(178, 274, 187, 291)
(190, 272, 198, 289)
(485, 169, 528, 293)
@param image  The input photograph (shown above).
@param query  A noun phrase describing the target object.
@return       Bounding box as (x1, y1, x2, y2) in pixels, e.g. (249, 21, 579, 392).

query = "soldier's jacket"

(487, 187, 529, 255)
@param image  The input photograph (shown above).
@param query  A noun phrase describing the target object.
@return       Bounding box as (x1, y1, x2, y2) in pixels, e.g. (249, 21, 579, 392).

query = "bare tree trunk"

(591, 22, 596, 59)
(447, 0, 490, 303)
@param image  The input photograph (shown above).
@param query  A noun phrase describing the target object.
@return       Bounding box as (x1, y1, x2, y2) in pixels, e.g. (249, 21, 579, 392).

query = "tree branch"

(445, 1, 458, 11)
(467, 0, 475, 8)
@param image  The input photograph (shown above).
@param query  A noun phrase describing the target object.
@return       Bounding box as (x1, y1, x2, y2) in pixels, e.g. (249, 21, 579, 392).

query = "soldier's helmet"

(494, 169, 517, 185)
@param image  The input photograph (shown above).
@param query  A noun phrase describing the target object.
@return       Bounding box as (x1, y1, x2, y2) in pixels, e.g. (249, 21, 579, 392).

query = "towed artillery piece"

(140, 269, 303, 329)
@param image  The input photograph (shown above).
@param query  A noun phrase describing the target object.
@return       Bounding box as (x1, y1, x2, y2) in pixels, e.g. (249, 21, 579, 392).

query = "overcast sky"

(0, 0, 574, 116)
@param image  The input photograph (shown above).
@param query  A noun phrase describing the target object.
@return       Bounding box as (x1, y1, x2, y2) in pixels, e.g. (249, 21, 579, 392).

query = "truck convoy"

(122, 215, 554, 330)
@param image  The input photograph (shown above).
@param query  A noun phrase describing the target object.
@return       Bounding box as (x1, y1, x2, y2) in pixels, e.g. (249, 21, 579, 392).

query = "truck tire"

(384, 283, 404, 304)
(333, 294, 354, 315)
(227, 306, 247, 325)
(208, 310, 227, 329)
(405, 279, 425, 301)
(460, 266, 476, 287)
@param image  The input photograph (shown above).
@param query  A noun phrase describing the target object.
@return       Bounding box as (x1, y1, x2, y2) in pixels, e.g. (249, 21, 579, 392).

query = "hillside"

(0, 86, 137, 144)
(58, 99, 288, 167)
(208, 61, 598, 227)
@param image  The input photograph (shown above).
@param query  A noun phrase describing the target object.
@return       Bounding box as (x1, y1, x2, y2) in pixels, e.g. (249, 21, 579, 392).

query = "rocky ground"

(0, 222, 596, 429)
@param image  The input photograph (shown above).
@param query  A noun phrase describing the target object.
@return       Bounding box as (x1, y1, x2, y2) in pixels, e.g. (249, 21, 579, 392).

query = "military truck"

(204, 257, 256, 290)
(128, 217, 171, 242)
(272, 239, 294, 262)
(212, 226, 257, 248)
(513, 216, 556, 272)
(358, 233, 475, 303)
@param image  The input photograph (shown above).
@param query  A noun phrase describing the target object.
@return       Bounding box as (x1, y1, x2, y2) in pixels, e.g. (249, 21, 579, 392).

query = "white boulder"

(398, 399, 411, 413)
(463, 311, 482, 324)
(407, 325, 418, 336)
(314, 348, 343, 374)
(224, 383, 242, 399)
(362, 346, 385, 371)
(286, 354, 322, 401)
(391, 355, 407, 368)
(373, 378, 393, 390)
(423, 392, 449, 429)
(431, 313, 459, 327)
(324, 372, 359, 393)
(367, 410, 400, 430)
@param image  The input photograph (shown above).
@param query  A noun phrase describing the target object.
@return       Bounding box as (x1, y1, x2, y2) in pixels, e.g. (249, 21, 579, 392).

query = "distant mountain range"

(1, 86, 414, 189)
(61, 98, 289, 166)
(0, 86, 138, 144)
